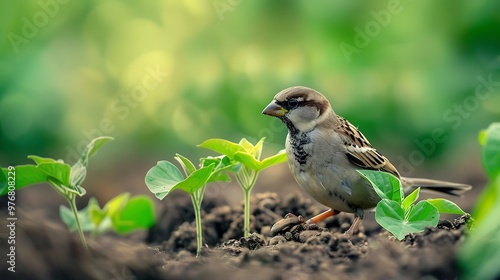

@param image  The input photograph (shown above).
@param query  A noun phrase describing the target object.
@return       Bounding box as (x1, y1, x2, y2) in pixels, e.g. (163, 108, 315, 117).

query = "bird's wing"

(335, 117, 400, 178)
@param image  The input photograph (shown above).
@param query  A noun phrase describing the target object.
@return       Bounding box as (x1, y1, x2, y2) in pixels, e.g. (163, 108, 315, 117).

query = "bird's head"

(262, 86, 331, 133)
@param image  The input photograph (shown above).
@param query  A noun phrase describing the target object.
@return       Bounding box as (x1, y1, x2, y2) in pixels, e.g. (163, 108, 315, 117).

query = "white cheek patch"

(315, 108, 330, 125)
(294, 120, 317, 132)
(287, 107, 329, 133)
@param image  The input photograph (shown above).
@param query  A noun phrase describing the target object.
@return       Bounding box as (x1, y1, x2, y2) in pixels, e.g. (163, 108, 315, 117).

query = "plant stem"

(238, 167, 258, 238)
(49, 180, 69, 197)
(248, 170, 258, 190)
(191, 185, 206, 257)
(67, 194, 89, 253)
(243, 188, 251, 237)
(191, 194, 203, 257)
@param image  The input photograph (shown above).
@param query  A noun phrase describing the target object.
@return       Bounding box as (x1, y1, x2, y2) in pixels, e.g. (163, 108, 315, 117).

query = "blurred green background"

(1, 0, 499, 208)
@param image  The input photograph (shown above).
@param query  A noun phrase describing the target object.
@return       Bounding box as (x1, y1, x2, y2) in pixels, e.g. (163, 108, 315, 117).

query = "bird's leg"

(344, 209, 364, 237)
(306, 209, 341, 224)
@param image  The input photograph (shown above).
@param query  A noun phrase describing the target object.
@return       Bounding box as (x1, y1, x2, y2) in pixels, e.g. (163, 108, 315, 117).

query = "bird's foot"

(343, 214, 362, 237)
(270, 213, 307, 236)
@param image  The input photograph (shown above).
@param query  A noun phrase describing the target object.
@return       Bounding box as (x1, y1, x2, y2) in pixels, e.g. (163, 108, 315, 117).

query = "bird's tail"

(401, 177, 472, 196)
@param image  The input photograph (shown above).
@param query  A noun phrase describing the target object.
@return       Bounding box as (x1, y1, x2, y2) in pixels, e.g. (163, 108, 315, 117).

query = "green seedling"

(471, 122, 500, 223)
(60, 193, 155, 238)
(145, 154, 229, 256)
(459, 123, 500, 280)
(358, 170, 465, 240)
(199, 137, 287, 237)
(1, 136, 114, 251)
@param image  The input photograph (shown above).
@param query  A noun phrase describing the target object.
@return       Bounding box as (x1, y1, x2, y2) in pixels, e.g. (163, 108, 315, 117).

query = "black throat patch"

(290, 132, 311, 166)
(290, 133, 311, 166)
(280, 116, 299, 136)
(279, 116, 311, 166)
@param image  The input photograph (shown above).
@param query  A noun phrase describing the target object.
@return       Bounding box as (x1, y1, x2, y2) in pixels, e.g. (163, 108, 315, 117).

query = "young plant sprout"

(459, 123, 500, 280)
(0, 136, 114, 251)
(358, 170, 465, 240)
(199, 137, 287, 237)
(145, 154, 230, 256)
(60, 193, 155, 238)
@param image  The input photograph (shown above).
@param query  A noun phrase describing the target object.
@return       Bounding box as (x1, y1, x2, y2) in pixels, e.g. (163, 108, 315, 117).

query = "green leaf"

(214, 157, 233, 181)
(145, 161, 185, 199)
(219, 155, 234, 168)
(68, 136, 113, 196)
(406, 200, 439, 227)
(80, 136, 115, 165)
(202, 156, 233, 183)
(198, 138, 245, 158)
(111, 195, 156, 234)
(47, 177, 85, 196)
(71, 136, 113, 183)
(175, 154, 197, 177)
(233, 152, 261, 170)
(174, 164, 215, 194)
(472, 176, 500, 223)
(258, 149, 287, 171)
(28, 155, 63, 165)
(403, 187, 420, 211)
(239, 138, 255, 153)
(208, 170, 231, 183)
(88, 197, 106, 226)
(375, 199, 405, 239)
(145, 161, 215, 199)
(59, 204, 95, 232)
(358, 170, 403, 204)
(200, 156, 221, 168)
(427, 198, 465, 215)
(28, 156, 75, 195)
(481, 123, 500, 179)
(459, 124, 500, 279)
(1, 165, 50, 196)
(88, 194, 155, 236)
(103, 192, 130, 217)
(87, 197, 112, 234)
(376, 199, 439, 240)
(73, 185, 87, 196)
(249, 137, 265, 159)
(459, 179, 500, 280)
(219, 138, 285, 172)
(473, 123, 500, 223)
(203, 155, 241, 174)
(478, 129, 487, 146)
(0, 137, 113, 197)
(70, 161, 87, 193)
(28, 155, 75, 193)
(37, 162, 72, 187)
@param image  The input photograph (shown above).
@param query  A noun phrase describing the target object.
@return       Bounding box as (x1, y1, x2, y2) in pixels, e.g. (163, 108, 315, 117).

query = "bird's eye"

(287, 98, 299, 108)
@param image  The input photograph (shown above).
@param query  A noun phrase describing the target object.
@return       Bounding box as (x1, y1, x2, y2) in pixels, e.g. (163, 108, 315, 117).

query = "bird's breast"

(285, 131, 380, 212)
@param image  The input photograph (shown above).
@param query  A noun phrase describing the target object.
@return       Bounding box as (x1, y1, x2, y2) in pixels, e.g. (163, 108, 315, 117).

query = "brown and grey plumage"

(262, 86, 471, 236)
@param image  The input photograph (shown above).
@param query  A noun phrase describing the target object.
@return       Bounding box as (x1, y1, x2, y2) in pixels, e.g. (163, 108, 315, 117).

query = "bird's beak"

(262, 100, 287, 117)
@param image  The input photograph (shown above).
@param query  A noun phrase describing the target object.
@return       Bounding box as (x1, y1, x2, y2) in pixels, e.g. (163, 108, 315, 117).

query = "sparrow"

(262, 86, 471, 236)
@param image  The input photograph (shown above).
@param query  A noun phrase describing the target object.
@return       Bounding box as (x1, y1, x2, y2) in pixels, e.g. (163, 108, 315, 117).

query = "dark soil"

(1, 192, 471, 280)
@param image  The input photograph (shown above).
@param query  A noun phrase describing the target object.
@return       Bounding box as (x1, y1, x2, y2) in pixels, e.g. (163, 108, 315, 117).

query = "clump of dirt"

(1, 192, 471, 280)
